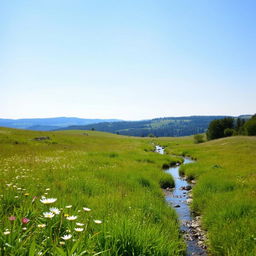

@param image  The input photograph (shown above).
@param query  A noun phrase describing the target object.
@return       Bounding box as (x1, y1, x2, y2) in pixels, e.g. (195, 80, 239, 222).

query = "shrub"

(194, 134, 205, 144)
(224, 128, 236, 137)
(243, 116, 256, 136)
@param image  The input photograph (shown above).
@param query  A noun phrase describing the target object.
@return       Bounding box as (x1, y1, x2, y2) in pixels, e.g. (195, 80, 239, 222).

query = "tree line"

(206, 114, 256, 140)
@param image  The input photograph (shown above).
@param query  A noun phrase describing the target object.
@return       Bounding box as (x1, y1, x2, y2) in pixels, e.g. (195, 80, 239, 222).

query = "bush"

(244, 116, 256, 136)
(224, 128, 236, 137)
(194, 134, 205, 144)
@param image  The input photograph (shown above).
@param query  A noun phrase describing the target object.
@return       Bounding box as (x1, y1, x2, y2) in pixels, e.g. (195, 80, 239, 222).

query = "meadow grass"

(0, 128, 184, 255)
(156, 136, 256, 256)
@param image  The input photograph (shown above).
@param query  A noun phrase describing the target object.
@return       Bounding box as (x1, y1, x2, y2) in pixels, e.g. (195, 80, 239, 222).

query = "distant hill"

(59, 116, 244, 137)
(0, 117, 121, 131)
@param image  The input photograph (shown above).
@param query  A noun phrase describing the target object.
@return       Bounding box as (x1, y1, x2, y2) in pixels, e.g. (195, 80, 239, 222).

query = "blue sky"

(1, 0, 255, 120)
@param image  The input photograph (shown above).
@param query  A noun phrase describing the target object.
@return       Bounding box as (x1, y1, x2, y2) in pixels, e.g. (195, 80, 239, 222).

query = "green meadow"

(0, 128, 183, 256)
(156, 135, 256, 256)
(1, 128, 256, 255)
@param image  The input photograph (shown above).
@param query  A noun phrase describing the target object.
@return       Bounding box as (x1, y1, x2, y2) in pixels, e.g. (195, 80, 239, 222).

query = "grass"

(1, 128, 255, 255)
(0, 128, 184, 256)
(156, 135, 256, 256)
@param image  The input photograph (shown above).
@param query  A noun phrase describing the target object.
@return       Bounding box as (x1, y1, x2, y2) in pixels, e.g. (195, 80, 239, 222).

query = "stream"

(155, 145, 207, 256)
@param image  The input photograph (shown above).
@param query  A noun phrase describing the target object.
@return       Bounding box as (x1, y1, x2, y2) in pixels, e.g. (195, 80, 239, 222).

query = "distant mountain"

(59, 116, 241, 137)
(0, 117, 121, 131)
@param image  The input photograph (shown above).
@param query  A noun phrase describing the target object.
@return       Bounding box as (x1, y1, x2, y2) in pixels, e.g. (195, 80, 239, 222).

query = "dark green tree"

(207, 117, 234, 140)
(243, 114, 256, 136)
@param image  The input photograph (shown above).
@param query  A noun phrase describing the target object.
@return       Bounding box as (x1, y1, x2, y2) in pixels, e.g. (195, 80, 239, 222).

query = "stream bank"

(155, 146, 207, 256)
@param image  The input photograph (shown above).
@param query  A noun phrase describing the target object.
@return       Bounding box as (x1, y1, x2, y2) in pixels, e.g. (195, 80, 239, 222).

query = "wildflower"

(76, 222, 84, 226)
(4, 231, 11, 235)
(66, 215, 77, 221)
(61, 234, 72, 240)
(22, 227, 27, 231)
(43, 212, 55, 218)
(49, 207, 60, 215)
(65, 205, 72, 208)
(93, 220, 102, 224)
(46, 188, 50, 191)
(24, 193, 30, 196)
(64, 213, 69, 217)
(40, 198, 57, 204)
(9, 216, 16, 221)
(59, 241, 65, 245)
(22, 217, 30, 224)
(37, 224, 46, 228)
(83, 207, 91, 212)
(74, 228, 84, 232)
(14, 196, 19, 198)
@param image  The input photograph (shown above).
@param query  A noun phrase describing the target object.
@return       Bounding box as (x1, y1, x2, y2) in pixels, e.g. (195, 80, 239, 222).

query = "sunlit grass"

(0, 128, 184, 255)
(156, 136, 256, 256)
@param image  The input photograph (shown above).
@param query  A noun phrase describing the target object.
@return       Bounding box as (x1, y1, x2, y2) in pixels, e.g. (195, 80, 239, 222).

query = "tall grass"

(156, 136, 256, 256)
(0, 128, 184, 255)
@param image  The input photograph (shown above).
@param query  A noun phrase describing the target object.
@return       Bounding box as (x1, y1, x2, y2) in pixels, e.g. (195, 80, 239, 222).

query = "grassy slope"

(156, 136, 256, 256)
(0, 128, 184, 256)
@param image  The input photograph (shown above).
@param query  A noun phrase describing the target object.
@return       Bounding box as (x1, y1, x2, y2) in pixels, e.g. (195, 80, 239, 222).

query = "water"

(156, 146, 207, 256)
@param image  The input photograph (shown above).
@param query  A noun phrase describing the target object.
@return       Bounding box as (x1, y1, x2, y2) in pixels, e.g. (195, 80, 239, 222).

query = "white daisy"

(61, 234, 72, 240)
(83, 207, 91, 212)
(43, 212, 55, 218)
(93, 220, 102, 224)
(76, 222, 84, 226)
(49, 207, 60, 215)
(40, 198, 57, 204)
(74, 228, 84, 232)
(65, 205, 72, 208)
(66, 215, 77, 221)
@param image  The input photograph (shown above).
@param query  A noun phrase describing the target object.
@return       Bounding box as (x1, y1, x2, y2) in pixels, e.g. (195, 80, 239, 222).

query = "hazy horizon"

(0, 113, 253, 122)
(1, 1, 255, 120)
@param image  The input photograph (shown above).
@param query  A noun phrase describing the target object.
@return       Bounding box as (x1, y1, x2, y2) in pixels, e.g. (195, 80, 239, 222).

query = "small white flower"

(76, 222, 84, 226)
(74, 228, 84, 232)
(93, 220, 102, 224)
(40, 198, 57, 204)
(65, 205, 72, 208)
(22, 227, 27, 231)
(4, 231, 11, 235)
(49, 207, 60, 215)
(61, 234, 72, 240)
(37, 224, 46, 228)
(83, 207, 91, 212)
(59, 241, 65, 245)
(46, 188, 50, 191)
(43, 212, 55, 218)
(66, 215, 77, 221)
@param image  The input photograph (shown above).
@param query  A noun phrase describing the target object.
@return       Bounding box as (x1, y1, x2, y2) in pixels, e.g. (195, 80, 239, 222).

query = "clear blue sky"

(1, 0, 255, 120)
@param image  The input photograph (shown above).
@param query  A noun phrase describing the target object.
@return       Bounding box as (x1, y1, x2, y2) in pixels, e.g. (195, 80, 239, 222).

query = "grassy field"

(0, 128, 184, 256)
(1, 128, 255, 256)
(156, 136, 256, 256)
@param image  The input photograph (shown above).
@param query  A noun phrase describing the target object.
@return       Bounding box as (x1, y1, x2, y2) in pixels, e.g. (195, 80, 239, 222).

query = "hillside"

(60, 116, 231, 137)
(0, 127, 255, 255)
(0, 117, 120, 131)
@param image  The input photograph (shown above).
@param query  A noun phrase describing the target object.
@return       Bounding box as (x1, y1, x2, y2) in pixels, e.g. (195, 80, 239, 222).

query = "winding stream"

(155, 146, 207, 256)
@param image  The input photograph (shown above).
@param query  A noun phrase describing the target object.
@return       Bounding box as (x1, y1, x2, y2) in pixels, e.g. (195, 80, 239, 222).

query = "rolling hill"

(0, 117, 120, 131)
(59, 116, 234, 137)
